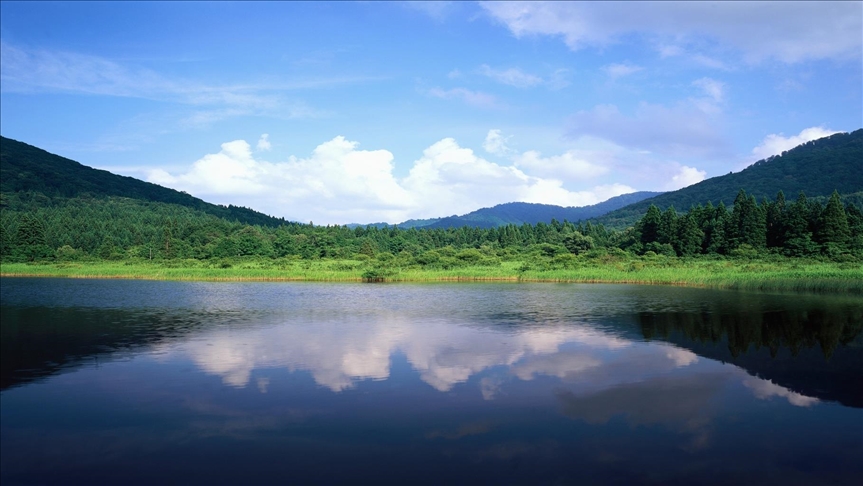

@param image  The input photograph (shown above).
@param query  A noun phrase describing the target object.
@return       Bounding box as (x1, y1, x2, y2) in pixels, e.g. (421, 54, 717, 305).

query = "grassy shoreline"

(2, 258, 862, 294)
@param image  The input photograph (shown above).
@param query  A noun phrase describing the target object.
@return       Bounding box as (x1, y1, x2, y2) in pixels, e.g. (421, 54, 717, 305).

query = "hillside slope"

(0, 136, 289, 227)
(595, 129, 863, 228)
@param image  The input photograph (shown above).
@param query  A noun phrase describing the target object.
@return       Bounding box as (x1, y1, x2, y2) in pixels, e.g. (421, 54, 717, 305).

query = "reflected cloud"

(743, 377, 819, 407)
(665, 347, 699, 367)
(171, 317, 631, 392)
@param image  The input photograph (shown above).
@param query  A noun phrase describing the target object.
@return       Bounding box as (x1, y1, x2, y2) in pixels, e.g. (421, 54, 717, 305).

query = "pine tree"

(815, 191, 851, 250)
(729, 190, 766, 250)
(674, 213, 704, 256)
(658, 207, 678, 245)
(639, 204, 662, 245)
(782, 192, 818, 256)
(766, 191, 786, 248)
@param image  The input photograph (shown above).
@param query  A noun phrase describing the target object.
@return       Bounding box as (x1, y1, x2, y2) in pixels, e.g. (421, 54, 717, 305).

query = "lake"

(1, 278, 861, 485)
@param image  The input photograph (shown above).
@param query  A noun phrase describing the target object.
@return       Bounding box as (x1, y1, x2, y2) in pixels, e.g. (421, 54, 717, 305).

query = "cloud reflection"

(743, 377, 819, 407)
(163, 315, 710, 397)
(156, 311, 821, 416)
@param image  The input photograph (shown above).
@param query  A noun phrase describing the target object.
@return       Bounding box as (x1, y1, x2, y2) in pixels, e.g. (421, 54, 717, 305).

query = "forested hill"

(420, 192, 663, 229)
(595, 129, 863, 228)
(0, 136, 289, 227)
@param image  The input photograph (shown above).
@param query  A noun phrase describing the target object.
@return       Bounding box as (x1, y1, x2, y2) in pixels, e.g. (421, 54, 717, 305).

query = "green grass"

(2, 256, 862, 294)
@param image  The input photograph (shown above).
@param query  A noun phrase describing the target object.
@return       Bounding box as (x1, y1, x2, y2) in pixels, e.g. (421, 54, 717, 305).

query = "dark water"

(1, 278, 862, 485)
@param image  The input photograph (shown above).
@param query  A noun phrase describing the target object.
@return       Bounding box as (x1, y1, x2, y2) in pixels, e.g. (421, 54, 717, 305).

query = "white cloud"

(603, 63, 643, 79)
(667, 165, 707, 190)
(447, 69, 462, 79)
(750, 126, 838, 162)
(514, 149, 609, 180)
(481, 1, 863, 64)
(743, 377, 819, 407)
(482, 129, 514, 156)
(256, 134, 271, 152)
(478, 64, 543, 88)
(149, 135, 635, 224)
(567, 102, 728, 158)
(427, 87, 502, 108)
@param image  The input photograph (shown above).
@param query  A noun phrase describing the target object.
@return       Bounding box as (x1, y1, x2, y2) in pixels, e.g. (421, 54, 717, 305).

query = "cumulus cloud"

(256, 134, 271, 151)
(749, 126, 838, 162)
(483, 129, 514, 156)
(602, 63, 643, 79)
(427, 87, 502, 108)
(480, 1, 862, 64)
(148, 134, 634, 224)
(478, 64, 543, 88)
(667, 165, 707, 190)
(567, 102, 729, 158)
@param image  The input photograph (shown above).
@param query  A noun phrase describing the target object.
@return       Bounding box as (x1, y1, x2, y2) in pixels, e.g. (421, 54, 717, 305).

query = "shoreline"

(3, 260, 862, 294)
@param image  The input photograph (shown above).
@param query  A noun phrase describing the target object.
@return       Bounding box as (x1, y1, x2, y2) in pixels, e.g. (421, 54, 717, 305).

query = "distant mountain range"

(351, 192, 663, 229)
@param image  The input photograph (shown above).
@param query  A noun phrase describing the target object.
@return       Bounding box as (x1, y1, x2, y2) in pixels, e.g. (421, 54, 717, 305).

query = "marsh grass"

(2, 257, 861, 293)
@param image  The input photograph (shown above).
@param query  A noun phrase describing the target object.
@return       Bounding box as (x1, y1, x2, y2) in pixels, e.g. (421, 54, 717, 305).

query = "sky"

(1, 1, 861, 225)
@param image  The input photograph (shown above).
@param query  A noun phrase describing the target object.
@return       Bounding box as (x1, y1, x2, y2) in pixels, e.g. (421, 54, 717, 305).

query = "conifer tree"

(815, 191, 851, 250)
(658, 207, 678, 245)
(639, 204, 662, 245)
(674, 213, 704, 256)
(766, 190, 786, 248)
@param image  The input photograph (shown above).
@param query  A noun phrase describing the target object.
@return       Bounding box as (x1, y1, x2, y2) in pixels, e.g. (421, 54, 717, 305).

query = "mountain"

(594, 129, 863, 228)
(0, 136, 289, 227)
(368, 192, 661, 230)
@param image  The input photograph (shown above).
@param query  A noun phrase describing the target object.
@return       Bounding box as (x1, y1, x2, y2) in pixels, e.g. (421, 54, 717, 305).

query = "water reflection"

(2, 278, 862, 485)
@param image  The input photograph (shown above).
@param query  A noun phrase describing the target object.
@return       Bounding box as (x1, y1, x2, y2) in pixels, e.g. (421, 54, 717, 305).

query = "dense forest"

(2, 188, 861, 265)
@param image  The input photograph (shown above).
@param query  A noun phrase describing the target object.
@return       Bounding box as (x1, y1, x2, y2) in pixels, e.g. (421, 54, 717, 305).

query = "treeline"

(625, 190, 862, 258)
(1, 188, 862, 264)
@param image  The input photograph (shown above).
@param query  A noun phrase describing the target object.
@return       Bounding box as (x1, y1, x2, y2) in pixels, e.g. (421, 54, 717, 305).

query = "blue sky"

(1, 1, 861, 224)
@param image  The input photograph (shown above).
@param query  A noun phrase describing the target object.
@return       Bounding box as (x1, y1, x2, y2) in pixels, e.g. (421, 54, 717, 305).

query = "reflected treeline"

(0, 306, 221, 390)
(636, 302, 863, 408)
(637, 305, 863, 359)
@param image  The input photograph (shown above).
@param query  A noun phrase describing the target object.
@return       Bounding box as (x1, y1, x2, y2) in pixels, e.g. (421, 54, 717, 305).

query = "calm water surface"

(1, 278, 861, 485)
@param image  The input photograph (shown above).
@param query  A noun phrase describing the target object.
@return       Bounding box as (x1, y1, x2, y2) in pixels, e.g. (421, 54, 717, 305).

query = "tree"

(563, 231, 594, 255)
(658, 207, 678, 245)
(728, 190, 766, 250)
(766, 191, 786, 248)
(14, 213, 53, 261)
(674, 213, 704, 256)
(815, 191, 851, 250)
(639, 204, 662, 245)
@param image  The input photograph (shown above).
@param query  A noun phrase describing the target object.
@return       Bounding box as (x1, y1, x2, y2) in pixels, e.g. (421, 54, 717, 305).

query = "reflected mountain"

(1, 305, 226, 390)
